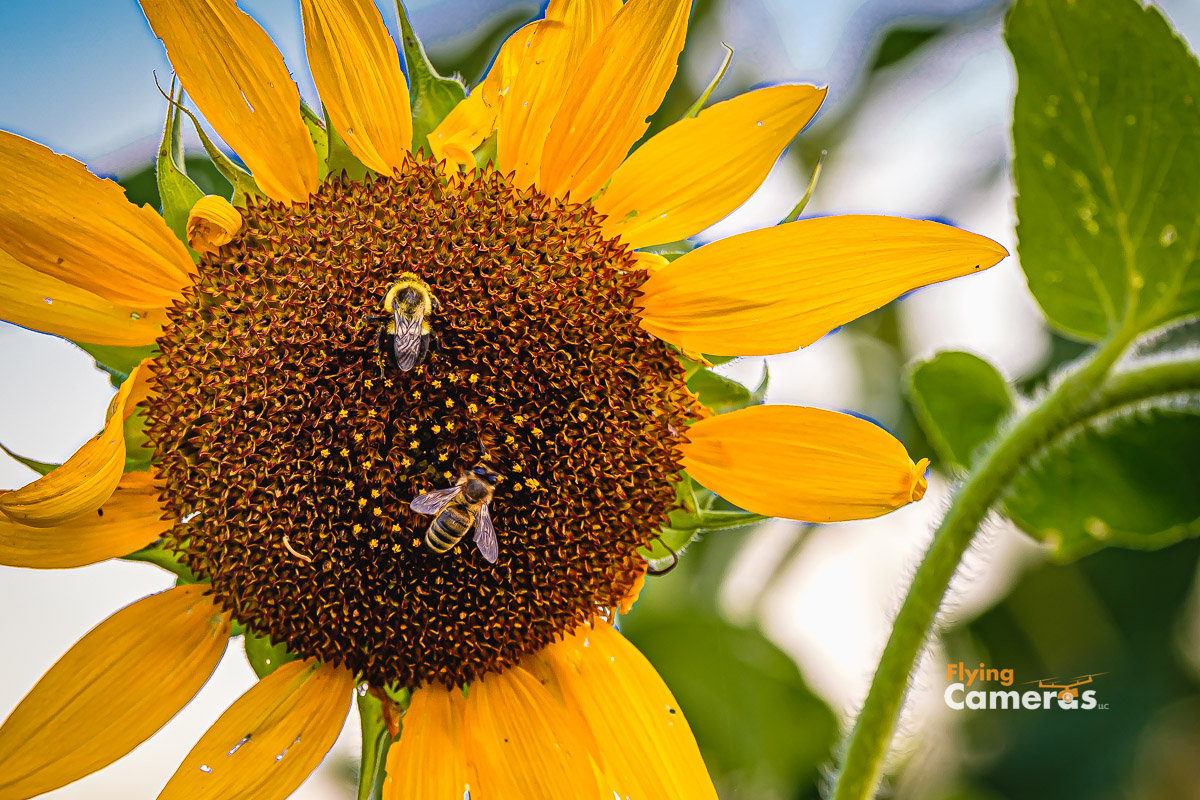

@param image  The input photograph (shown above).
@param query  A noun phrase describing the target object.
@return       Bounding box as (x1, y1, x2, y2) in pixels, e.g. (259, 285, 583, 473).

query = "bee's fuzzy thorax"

(143, 155, 699, 688)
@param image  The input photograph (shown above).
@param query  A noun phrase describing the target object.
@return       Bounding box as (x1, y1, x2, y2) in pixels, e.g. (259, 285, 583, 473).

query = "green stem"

(831, 328, 1136, 800)
(356, 690, 395, 800)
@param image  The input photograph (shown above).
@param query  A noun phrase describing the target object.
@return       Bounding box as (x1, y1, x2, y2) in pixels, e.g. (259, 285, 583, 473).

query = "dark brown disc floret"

(143, 157, 698, 688)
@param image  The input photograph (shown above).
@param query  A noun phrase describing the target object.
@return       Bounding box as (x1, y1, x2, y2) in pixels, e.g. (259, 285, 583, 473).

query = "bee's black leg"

(428, 328, 440, 355)
(431, 296, 442, 313)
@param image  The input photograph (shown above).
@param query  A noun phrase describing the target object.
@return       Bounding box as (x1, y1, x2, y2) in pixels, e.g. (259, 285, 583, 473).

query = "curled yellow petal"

(382, 685, 470, 800)
(0, 585, 230, 800)
(638, 216, 1009, 356)
(299, 0, 412, 174)
(540, 621, 718, 800)
(428, 22, 538, 167)
(538, 0, 691, 200)
(140, 0, 318, 204)
(465, 666, 600, 799)
(158, 659, 354, 800)
(0, 131, 192, 309)
(187, 195, 243, 255)
(0, 362, 146, 527)
(595, 84, 828, 248)
(0, 248, 165, 346)
(680, 405, 930, 522)
(631, 251, 670, 273)
(0, 471, 168, 569)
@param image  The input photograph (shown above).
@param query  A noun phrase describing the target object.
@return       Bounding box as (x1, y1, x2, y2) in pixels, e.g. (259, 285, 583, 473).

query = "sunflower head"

(144, 156, 698, 687)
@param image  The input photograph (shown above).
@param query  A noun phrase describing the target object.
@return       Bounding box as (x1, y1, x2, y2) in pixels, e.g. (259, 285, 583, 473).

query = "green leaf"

(75, 342, 157, 386)
(395, 1, 467, 155)
(156, 82, 205, 249)
(620, 611, 837, 794)
(0, 441, 57, 476)
(645, 474, 766, 563)
(355, 690, 394, 800)
(908, 351, 1015, 469)
(121, 541, 198, 584)
(1003, 355, 1200, 560)
(1008, 0, 1200, 340)
(169, 98, 262, 205)
(686, 362, 768, 414)
(300, 100, 331, 180)
(243, 630, 298, 679)
(324, 102, 370, 182)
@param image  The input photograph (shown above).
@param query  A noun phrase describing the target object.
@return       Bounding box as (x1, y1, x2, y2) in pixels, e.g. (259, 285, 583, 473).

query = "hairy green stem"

(831, 328, 1136, 800)
(356, 690, 394, 800)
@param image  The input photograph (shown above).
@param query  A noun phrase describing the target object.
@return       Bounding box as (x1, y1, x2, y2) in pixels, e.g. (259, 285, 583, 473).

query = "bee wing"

(409, 485, 462, 515)
(392, 306, 426, 371)
(473, 503, 498, 563)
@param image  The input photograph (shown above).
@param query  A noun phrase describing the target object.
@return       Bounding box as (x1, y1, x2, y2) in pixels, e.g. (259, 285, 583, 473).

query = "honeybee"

(410, 463, 503, 562)
(364, 273, 438, 372)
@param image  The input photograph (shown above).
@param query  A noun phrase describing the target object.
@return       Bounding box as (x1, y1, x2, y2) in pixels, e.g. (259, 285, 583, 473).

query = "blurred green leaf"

(621, 611, 836, 793)
(908, 351, 1014, 469)
(687, 363, 768, 414)
(1008, 0, 1200, 340)
(869, 26, 945, 72)
(244, 630, 298, 679)
(1006, 407, 1200, 560)
(395, 0, 467, 155)
(156, 82, 204, 249)
(0, 441, 57, 476)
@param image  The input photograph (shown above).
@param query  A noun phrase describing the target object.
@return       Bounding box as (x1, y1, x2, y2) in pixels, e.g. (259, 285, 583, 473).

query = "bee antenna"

(645, 539, 679, 576)
(477, 438, 488, 460)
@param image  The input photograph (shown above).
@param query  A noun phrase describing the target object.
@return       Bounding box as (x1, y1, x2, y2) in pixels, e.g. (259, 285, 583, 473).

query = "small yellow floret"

(186, 195, 242, 254)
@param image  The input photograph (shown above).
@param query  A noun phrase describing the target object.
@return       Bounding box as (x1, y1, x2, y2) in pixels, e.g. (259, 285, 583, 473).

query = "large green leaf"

(908, 351, 1014, 469)
(1008, 0, 1200, 340)
(1002, 356, 1200, 560)
(621, 610, 836, 794)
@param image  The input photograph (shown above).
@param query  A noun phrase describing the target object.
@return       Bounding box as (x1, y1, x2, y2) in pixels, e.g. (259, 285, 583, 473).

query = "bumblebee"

(410, 463, 502, 563)
(364, 273, 438, 372)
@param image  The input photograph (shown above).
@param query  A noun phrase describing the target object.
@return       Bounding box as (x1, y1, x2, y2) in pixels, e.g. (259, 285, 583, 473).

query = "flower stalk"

(831, 324, 1139, 800)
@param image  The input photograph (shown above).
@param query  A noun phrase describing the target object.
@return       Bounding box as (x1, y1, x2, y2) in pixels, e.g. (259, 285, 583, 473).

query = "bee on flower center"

(364, 272, 438, 372)
(411, 461, 503, 563)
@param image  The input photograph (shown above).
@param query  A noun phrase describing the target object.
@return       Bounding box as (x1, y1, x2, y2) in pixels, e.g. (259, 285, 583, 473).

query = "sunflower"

(0, 0, 1007, 797)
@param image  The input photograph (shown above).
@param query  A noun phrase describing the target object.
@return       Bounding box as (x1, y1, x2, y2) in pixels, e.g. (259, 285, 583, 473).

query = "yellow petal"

(595, 84, 828, 248)
(187, 195, 243, 255)
(428, 22, 538, 167)
(382, 685, 471, 800)
(498, 0, 618, 189)
(0, 362, 147, 527)
(638, 215, 1009, 356)
(0, 248, 166, 346)
(0, 585, 229, 800)
(630, 250, 670, 273)
(299, 0, 413, 174)
(680, 404, 930, 522)
(158, 658, 354, 800)
(0, 131, 192, 309)
(465, 666, 601, 799)
(0, 471, 168, 569)
(538, 0, 691, 200)
(140, 0, 318, 204)
(540, 621, 718, 800)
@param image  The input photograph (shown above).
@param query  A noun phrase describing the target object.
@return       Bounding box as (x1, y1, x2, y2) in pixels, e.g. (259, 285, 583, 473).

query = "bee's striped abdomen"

(425, 506, 472, 553)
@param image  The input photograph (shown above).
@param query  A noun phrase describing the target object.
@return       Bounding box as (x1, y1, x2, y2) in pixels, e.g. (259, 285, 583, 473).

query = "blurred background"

(2, 1, 1199, 798)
